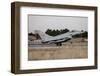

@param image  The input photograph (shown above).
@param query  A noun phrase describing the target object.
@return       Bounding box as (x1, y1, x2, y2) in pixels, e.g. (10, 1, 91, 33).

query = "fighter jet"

(35, 30, 84, 46)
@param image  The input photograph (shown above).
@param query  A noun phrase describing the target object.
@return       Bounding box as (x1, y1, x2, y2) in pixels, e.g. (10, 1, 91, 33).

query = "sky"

(28, 15, 88, 33)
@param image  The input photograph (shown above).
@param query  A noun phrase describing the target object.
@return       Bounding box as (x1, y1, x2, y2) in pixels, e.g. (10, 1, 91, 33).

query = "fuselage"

(35, 30, 84, 46)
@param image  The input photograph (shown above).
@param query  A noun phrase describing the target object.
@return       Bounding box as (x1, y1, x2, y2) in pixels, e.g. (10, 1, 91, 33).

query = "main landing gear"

(56, 42, 62, 46)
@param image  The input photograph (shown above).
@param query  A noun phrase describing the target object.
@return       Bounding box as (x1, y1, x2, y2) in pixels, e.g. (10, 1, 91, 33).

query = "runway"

(28, 41, 87, 49)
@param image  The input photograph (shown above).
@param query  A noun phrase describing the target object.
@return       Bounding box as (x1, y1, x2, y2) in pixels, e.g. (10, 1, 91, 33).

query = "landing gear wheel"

(56, 43, 62, 46)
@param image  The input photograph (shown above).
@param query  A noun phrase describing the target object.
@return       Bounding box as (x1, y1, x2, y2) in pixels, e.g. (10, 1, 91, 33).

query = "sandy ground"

(28, 41, 88, 60)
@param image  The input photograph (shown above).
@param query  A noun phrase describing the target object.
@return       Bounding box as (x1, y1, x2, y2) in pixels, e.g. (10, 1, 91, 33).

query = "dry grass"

(28, 42, 88, 60)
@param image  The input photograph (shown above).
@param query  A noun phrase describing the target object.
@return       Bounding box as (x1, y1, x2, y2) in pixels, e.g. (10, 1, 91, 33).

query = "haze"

(28, 15, 88, 33)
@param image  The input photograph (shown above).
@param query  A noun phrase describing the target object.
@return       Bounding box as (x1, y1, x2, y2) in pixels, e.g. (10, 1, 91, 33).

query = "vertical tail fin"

(34, 30, 52, 41)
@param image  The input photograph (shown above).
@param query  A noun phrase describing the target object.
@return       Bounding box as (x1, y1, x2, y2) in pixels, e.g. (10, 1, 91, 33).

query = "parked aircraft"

(35, 30, 84, 46)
